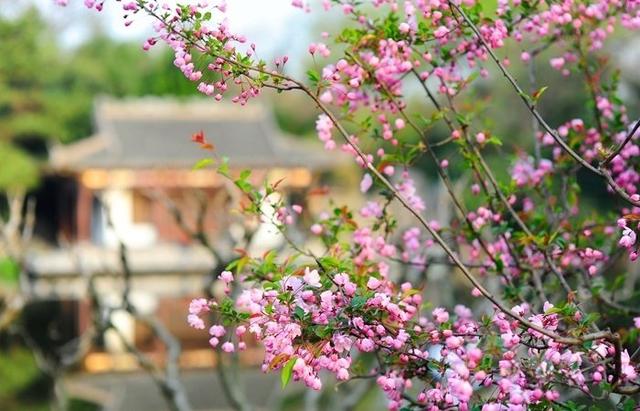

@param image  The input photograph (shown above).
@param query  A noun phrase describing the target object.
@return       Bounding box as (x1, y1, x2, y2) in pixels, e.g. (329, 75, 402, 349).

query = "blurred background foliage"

(0, 346, 50, 411)
(0, 6, 210, 410)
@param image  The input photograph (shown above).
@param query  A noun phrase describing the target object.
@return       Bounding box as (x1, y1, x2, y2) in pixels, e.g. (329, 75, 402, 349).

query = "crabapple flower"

(310, 224, 323, 235)
(360, 173, 373, 193)
(550, 57, 565, 70)
(432, 307, 449, 324)
(209, 325, 226, 337)
(188, 314, 205, 330)
(303, 267, 321, 287)
(218, 271, 234, 283)
(189, 298, 209, 315)
(367, 277, 382, 290)
(620, 228, 637, 249)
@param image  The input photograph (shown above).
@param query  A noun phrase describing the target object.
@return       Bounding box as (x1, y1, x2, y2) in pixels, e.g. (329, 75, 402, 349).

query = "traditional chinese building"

(23, 97, 338, 375)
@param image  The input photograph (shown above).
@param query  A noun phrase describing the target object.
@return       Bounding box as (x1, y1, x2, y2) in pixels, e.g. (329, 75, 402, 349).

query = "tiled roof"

(51, 97, 336, 170)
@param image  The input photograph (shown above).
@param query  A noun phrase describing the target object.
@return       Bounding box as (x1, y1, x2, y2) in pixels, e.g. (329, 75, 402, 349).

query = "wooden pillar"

(77, 298, 91, 341)
(76, 182, 93, 241)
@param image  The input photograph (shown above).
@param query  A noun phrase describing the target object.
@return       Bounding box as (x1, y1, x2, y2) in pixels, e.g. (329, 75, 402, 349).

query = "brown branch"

(602, 120, 640, 166)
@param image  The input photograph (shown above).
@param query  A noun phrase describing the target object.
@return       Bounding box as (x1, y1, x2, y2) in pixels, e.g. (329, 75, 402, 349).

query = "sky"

(27, 0, 320, 67)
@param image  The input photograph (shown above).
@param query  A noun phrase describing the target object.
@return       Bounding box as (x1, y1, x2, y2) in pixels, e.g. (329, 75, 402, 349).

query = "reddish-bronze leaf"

(272, 178, 286, 189)
(191, 130, 205, 144)
(191, 130, 215, 151)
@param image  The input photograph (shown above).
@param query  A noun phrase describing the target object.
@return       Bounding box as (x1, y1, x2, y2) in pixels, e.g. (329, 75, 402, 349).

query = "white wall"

(97, 189, 157, 249)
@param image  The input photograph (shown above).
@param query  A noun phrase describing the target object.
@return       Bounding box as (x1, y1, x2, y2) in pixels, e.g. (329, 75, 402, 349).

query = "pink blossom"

(303, 267, 321, 288)
(620, 228, 637, 248)
(218, 271, 234, 283)
(188, 314, 205, 330)
(550, 57, 565, 70)
(432, 307, 449, 324)
(360, 173, 373, 193)
(189, 298, 210, 315)
(209, 325, 226, 337)
(221, 342, 235, 353)
(367, 277, 382, 290)
(310, 224, 323, 235)
(337, 368, 349, 380)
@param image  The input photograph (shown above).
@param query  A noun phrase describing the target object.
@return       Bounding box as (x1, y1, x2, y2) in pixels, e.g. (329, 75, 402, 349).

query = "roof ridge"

(50, 135, 111, 169)
(96, 97, 266, 121)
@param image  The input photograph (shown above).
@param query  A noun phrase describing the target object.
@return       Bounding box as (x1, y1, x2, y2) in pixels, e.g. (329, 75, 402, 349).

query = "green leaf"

(0, 257, 19, 285)
(265, 303, 274, 315)
(607, 274, 626, 292)
(217, 157, 230, 177)
(294, 306, 306, 321)
(518, 90, 533, 105)
(313, 325, 332, 339)
(623, 398, 636, 411)
(235, 180, 253, 193)
(225, 259, 239, 271)
(480, 354, 493, 370)
(455, 113, 469, 126)
(532, 86, 549, 103)
(486, 136, 503, 146)
(239, 169, 251, 180)
(350, 295, 368, 309)
(192, 158, 214, 170)
(281, 357, 296, 389)
(544, 306, 562, 315)
(306, 69, 320, 84)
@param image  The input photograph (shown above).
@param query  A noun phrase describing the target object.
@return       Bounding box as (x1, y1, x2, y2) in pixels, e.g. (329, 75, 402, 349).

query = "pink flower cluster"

(511, 158, 553, 188)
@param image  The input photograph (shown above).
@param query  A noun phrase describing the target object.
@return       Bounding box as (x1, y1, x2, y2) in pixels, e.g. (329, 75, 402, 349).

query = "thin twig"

(449, 1, 640, 210)
(602, 120, 640, 166)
